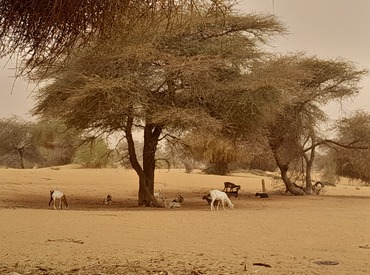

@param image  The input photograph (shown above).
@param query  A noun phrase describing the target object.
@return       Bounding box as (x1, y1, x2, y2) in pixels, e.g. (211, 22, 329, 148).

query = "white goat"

(162, 198, 181, 208)
(209, 190, 234, 211)
(154, 189, 164, 199)
(49, 190, 69, 210)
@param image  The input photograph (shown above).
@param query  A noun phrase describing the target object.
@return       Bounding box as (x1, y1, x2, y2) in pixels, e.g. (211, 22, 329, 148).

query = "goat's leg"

(53, 199, 56, 210)
(211, 199, 215, 211)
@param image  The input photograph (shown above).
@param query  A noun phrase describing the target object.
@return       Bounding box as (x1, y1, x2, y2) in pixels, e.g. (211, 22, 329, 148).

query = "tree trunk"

(143, 123, 162, 195)
(303, 134, 316, 194)
(17, 148, 25, 169)
(125, 117, 161, 206)
(273, 151, 305, 196)
(304, 156, 313, 194)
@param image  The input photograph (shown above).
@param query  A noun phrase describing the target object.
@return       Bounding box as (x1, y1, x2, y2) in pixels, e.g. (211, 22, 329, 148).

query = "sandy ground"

(1, 166, 370, 275)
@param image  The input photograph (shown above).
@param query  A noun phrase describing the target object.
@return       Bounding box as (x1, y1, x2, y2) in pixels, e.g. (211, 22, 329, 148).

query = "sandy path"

(1, 167, 370, 274)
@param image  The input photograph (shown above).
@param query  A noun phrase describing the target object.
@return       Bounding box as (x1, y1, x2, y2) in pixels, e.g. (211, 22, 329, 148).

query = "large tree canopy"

(33, 7, 285, 205)
(0, 0, 253, 76)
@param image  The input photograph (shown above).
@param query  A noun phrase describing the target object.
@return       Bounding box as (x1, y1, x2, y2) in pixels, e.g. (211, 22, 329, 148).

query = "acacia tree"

(0, 117, 38, 168)
(256, 55, 367, 195)
(33, 119, 83, 166)
(330, 111, 370, 183)
(33, 4, 285, 206)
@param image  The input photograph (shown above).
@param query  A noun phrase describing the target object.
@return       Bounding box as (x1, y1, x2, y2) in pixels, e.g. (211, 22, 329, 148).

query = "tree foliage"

(0, 0, 215, 75)
(0, 117, 84, 168)
(33, 119, 83, 166)
(332, 111, 370, 183)
(0, 117, 39, 168)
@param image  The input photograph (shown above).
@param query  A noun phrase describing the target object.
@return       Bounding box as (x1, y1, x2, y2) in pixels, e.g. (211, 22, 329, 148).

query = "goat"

(223, 181, 241, 192)
(154, 189, 164, 199)
(102, 194, 113, 205)
(202, 194, 220, 207)
(173, 195, 184, 203)
(312, 181, 324, 195)
(255, 192, 269, 198)
(202, 194, 213, 205)
(162, 198, 181, 208)
(49, 190, 69, 210)
(209, 190, 234, 211)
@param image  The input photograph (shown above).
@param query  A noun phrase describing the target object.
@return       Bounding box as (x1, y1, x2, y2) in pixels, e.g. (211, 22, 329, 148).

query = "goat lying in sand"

(209, 190, 234, 211)
(49, 190, 69, 210)
(255, 192, 269, 198)
(173, 195, 184, 203)
(102, 194, 113, 205)
(162, 198, 181, 208)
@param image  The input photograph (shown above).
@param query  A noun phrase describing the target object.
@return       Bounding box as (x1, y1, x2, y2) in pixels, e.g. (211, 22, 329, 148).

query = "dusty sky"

(0, 0, 369, 119)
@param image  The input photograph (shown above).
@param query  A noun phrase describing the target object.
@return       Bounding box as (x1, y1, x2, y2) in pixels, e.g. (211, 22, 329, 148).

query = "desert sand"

(1, 166, 370, 274)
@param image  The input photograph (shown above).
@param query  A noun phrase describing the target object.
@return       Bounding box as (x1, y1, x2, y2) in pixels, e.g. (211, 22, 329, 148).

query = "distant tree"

(330, 111, 370, 183)
(258, 55, 367, 194)
(0, 117, 39, 168)
(73, 137, 113, 168)
(33, 119, 83, 166)
(33, 5, 285, 206)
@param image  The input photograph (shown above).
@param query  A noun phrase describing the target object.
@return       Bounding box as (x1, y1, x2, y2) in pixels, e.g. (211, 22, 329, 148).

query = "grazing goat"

(173, 195, 184, 203)
(162, 198, 181, 208)
(255, 192, 269, 198)
(209, 190, 234, 211)
(49, 190, 69, 210)
(102, 194, 113, 205)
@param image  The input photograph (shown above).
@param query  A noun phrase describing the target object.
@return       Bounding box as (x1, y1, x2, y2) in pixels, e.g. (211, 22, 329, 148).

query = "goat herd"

(49, 181, 269, 211)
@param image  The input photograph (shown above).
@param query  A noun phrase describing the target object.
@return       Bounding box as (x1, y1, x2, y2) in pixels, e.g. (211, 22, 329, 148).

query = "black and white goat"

(49, 190, 69, 210)
(173, 195, 184, 203)
(223, 182, 241, 198)
(202, 194, 220, 207)
(102, 194, 113, 205)
(255, 192, 269, 198)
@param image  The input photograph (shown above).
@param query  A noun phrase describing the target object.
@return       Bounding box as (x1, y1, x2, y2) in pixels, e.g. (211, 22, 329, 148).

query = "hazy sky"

(1, 0, 369, 119)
